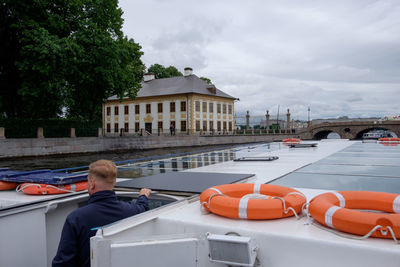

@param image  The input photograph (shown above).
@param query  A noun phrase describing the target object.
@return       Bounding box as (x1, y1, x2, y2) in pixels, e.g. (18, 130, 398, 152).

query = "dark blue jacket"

(52, 190, 149, 267)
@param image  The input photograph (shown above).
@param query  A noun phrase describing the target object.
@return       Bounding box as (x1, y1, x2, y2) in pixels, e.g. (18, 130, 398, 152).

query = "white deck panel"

(92, 140, 400, 266)
(184, 140, 353, 184)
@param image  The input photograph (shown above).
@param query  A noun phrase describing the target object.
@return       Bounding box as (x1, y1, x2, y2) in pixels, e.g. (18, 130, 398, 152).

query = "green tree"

(147, 64, 182, 79)
(0, 0, 144, 120)
(338, 116, 349, 119)
(200, 76, 212, 84)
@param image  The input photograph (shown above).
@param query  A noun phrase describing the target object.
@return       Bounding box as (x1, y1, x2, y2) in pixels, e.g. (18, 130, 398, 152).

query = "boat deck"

(92, 140, 400, 267)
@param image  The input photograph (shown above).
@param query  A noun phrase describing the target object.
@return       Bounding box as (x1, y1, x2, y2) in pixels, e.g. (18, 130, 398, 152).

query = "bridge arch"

(299, 121, 400, 140)
(355, 127, 399, 139)
(313, 130, 341, 140)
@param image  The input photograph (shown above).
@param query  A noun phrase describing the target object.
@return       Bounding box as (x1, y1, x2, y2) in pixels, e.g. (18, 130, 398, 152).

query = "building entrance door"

(145, 123, 152, 134)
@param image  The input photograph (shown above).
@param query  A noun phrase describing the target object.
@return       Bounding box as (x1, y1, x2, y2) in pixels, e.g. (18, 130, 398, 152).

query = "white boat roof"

(93, 139, 400, 267)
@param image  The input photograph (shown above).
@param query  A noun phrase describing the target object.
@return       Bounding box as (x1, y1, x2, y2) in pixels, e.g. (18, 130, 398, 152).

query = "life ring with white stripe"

(17, 181, 88, 195)
(309, 191, 400, 239)
(200, 183, 306, 219)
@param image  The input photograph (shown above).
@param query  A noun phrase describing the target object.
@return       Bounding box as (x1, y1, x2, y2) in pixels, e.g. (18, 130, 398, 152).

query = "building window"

(209, 121, 213, 131)
(124, 122, 129, 132)
(158, 103, 163, 113)
(181, 101, 186, 112)
(107, 123, 111, 133)
(170, 121, 175, 130)
(196, 120, 201, 131)
(135, 122, 140, 132)
(229, 121, 232, 131)
(203, 120, 207, 131)
(146, 104, 151, 114)
(114, 123, 119, 133)
(217, 103, 221, 113)
(195, 101, 200, 112)
(223, 104, 227, 114)
(181, 121, 187, 132)
(228, 105, 232, 114)
(135, 104, 140, 114)
(223, 121, 227, 130)
(114, 106, 119, 115)
(106, 107, 111, 116)
(124, 105, 129, 115)
(217, 121, 221, 131)
(209, 102, 213, 113)
(202, 102, 207, 112)
(170, 102, 176, 112)
(158, 121, 163, 130)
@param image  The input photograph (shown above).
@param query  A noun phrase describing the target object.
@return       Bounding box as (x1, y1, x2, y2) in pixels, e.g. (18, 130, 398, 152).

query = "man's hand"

(139, 188, 152, 198)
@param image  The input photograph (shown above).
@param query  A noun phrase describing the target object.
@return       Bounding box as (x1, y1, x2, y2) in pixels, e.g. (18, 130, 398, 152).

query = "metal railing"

(0, 126, 299, 139)
(102, 128, 298, 137)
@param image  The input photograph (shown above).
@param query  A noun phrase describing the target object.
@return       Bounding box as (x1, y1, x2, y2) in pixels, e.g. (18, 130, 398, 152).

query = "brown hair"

(88, 160, 117, 186)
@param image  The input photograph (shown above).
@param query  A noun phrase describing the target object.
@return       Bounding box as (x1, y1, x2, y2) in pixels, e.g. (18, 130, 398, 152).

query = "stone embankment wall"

(0, 135, 294, 158)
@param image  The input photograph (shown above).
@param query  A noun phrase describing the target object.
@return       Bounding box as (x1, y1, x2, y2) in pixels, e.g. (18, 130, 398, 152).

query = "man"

(52, 160, 151, 267)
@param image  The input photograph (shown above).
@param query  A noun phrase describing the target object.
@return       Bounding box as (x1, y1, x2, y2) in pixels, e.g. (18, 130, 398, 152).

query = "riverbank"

(0, 134, 296, 159)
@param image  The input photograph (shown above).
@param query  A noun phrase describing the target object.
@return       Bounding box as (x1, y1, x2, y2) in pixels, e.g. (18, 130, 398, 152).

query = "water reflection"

(1, 142, 281, 179)
(0, 144, 247, 170)
(116, 148, 256, 179)
(118, 144, 279, 178)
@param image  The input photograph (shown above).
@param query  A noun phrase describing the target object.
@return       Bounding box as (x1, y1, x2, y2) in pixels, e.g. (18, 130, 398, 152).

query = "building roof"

(107, 74, 236, 101)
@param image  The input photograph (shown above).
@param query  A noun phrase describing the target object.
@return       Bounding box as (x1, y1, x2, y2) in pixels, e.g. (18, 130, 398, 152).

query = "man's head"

(87, 160, 117, 195)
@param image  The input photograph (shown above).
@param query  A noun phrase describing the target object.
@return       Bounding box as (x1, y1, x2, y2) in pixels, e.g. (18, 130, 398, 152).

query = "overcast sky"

(118, 0, 399, 121)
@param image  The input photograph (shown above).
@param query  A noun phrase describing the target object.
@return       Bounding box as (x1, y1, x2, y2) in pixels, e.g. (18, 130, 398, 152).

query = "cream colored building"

(103, 68, 236, 135)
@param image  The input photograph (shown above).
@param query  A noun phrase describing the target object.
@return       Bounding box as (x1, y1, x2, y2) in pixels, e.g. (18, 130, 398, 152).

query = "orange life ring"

(200, 183, 306, 219)
(283, 138, 301, 144)
(378, 137, 400, 142)
(17, 181, 88, 195)
(309, 191, 400, 239)
(0, 181, 18, 191)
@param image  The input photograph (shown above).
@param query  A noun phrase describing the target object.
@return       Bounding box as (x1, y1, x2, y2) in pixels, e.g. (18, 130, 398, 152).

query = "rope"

(271, 191, 307, 220)
(45, 184, 77, 193)
(386, 226, 399, 243)
(311, 221, 399, 244)
(15, 183, 77, 194)
(302, 202, 313, 224)
(201, 193, 226, 209)
(272, 196, 301, 219)
(16, 183, 42, 193)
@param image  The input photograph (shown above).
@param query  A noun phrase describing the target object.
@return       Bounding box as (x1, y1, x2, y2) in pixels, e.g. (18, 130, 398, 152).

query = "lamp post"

(246, 110, 250, 130)
(307, 107, 311, 127)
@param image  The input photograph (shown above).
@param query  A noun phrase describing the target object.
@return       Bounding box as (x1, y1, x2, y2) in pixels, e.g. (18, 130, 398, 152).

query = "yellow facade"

(103, 93, 235, 135)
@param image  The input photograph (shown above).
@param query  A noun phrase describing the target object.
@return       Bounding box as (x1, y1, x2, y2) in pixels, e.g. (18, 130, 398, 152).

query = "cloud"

(119, 0, 400, 120)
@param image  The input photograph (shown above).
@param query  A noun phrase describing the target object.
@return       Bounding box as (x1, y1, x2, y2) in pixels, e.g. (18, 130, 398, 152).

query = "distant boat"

(362, 130, 390, 140)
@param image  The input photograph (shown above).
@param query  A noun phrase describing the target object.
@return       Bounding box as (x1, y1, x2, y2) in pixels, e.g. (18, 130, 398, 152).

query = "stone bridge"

(297, 120, 400, 140)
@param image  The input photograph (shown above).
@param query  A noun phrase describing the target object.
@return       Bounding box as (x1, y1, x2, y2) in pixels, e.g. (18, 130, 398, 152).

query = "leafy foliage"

(0, 0, 144, 120)
(0, 117, 101, 138)
(200, 76, 212, 84)
(147, 64, 182, 79)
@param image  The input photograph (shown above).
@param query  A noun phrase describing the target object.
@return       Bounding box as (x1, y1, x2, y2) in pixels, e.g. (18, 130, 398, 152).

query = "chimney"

(184, 67, 193, 76)
(144, 72, 155, 82)
(207, 84, 216, 94)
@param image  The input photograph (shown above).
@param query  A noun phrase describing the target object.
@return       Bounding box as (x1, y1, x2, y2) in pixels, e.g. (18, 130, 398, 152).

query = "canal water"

(0, 143, 273, 172)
